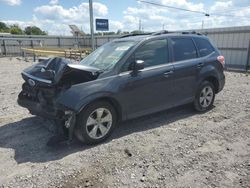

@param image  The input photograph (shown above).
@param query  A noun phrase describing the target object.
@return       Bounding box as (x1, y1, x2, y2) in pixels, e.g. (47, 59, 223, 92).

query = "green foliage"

(131, 30, 144, 34)
(0, 22, 47, 35)
(116, 29, 122, 35)
(24, 26, 47, 35)
(10, 25, 23, 35)
(0, 22, 10, 33)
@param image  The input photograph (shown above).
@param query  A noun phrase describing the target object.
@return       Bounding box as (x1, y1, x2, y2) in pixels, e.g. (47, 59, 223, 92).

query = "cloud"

(1, 0, 250, 35)
(49, 0, 59, 5)
(209, 1, 233, 13)
(122, 0, 250, 31)
(0, 0, 21, 6)
(34, 2, 108, 22)
(32, 2, 110, 35)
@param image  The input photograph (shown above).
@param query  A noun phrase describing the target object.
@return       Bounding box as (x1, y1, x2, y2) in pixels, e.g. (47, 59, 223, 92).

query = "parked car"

(18, 31, 225, 144)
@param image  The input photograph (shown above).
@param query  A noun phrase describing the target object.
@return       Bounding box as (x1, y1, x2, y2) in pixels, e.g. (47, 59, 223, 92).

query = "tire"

(74, 100, 117, 144)
(194, 81, 215, 112)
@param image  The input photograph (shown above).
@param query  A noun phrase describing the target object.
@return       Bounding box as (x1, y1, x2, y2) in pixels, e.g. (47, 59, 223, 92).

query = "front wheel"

(194, 81, 215, 112)
(74, 101, 117, 144)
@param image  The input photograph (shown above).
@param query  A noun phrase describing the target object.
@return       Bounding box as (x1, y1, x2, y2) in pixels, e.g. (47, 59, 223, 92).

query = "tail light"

(217, 55, 225, 68)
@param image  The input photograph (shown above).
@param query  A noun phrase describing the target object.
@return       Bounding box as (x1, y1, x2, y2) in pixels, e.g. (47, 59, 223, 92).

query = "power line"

(137, 0, 249, 19)
(137, 0, 209, 16)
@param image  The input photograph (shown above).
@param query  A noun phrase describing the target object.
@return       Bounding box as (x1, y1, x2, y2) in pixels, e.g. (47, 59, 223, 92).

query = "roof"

(114, 31, 207, 42)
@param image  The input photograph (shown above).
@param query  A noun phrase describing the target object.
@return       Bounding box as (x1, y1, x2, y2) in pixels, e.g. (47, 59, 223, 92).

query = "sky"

(0, 0, 250, 35)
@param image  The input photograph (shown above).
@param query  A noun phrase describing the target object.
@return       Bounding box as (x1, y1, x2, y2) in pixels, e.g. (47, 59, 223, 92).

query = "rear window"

(171, 38, 197, 61)
(194, 38, 214, 57)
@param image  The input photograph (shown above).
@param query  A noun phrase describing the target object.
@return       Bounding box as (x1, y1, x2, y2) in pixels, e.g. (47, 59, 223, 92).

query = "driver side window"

(121, 39, 169, 72)
(135, 39, 169, 68)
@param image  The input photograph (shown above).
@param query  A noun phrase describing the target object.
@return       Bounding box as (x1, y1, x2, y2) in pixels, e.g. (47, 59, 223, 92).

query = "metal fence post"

(0, 40, 2, 57)
(246, 39, 250, 71)
(18, 40, 22, 56)
(58, 37, 61, 48)
(31, 40, 34, 48)
(95, 37, 98, 49)
(3, 39, 6, 56)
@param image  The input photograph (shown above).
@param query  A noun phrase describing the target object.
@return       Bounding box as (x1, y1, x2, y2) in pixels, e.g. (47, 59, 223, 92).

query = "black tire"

(194, 81, 215, 112)
(74, 100, 117, 144)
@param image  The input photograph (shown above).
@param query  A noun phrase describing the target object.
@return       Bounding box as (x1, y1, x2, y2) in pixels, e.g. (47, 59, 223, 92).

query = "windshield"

(80, 41, 136, 71)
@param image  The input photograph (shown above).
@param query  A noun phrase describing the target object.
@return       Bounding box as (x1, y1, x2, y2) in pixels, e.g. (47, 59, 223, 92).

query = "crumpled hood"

(22, 57, 101, 86)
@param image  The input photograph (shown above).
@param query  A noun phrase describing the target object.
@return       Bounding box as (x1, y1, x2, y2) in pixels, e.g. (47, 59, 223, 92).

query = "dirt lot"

(0, 57, 249, 188)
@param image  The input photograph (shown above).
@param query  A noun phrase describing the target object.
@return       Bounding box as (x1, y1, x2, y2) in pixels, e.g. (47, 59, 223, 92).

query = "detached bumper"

(18, 92, 61, 119)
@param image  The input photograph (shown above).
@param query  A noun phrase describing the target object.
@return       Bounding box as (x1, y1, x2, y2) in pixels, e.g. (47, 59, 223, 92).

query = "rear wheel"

(75, 101, 117, 144)
(194, 81, 215, 112)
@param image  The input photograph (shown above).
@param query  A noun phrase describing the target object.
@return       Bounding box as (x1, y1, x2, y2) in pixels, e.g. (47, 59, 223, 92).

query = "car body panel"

(18, 32, 225, 123)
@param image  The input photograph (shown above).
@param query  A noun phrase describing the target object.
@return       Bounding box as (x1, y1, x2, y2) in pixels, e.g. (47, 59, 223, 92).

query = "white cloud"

(49, 0, 59, 5)
(109, 20, 124, 31)
(209, 1, 233, 13)
(34, 2, 108, 22)
(122, 0, 250, 31)
(1, 0, 250, 35)
(0, 0, 21, 6)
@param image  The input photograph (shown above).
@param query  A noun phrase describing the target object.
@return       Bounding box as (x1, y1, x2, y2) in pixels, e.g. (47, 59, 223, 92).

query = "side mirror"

(134, 60, 144, 72)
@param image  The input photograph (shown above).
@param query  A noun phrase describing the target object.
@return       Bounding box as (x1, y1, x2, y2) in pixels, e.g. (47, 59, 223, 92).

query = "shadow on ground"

(0, 104, 196, 164)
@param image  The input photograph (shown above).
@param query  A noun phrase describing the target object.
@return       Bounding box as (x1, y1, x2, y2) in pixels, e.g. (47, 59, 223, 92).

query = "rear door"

(169, 37, 201, 105)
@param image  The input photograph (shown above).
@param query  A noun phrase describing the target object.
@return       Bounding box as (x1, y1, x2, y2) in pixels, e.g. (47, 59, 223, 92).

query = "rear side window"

(171, 38, 197, 61)
(194, 38, 214, 57)
(135, 39, 169, 68)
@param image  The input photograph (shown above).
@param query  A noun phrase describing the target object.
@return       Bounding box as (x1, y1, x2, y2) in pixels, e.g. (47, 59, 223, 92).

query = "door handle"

(197, 63, 204, 68)
(163, 70, 174, 77)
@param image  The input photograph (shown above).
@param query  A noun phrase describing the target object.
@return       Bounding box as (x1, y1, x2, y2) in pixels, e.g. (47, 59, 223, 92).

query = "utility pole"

(202, 14, 210, 30)
(89, 0, 94, 50)
(162, 24, 165, 30)
(139, 19, 141, 32)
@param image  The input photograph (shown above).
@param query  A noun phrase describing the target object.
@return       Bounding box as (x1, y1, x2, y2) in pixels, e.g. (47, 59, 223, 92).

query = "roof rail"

(151, 30, 173, 35)
(181, 31, 203, 35)
(119, 33, 152, 38)
(119, 30, 205, 38)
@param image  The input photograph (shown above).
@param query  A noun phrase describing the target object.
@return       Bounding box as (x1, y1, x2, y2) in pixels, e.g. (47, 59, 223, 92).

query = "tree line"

(0, 21, 145, 36)
(0, 22, 47, 35)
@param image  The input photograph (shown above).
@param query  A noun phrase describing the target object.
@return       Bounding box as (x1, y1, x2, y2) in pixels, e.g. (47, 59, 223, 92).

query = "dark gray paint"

(56, 34, 225, 121)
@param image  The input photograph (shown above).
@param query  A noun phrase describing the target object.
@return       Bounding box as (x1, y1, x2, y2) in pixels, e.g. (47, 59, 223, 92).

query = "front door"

(118, 38, 175, 119)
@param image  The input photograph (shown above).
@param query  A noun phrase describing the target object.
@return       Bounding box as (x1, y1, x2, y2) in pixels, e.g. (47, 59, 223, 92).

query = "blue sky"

(0, 0, 250, 35)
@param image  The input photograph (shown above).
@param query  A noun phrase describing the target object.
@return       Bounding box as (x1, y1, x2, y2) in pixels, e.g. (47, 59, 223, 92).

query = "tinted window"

(194, 38, 214, 57)
(171, 38, 197, 61)
(135, 39, 168, 68)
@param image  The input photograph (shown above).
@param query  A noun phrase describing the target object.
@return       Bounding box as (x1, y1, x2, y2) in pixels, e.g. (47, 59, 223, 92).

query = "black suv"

(18, 31, 225, 144)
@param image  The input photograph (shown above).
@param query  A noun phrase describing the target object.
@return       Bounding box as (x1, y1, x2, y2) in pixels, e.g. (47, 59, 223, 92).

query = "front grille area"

(22, 82, 57, 105)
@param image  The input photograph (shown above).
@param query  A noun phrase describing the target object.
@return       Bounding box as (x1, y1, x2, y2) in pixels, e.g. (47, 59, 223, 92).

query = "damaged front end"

(17, 57, 101, 140)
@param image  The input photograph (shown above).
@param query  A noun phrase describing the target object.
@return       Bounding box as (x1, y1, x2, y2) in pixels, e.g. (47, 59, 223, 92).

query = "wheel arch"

(202, 76, 219, 93)
(79, 96, 123, 122)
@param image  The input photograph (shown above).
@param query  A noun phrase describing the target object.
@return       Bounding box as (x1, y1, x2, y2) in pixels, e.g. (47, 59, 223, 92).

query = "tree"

(0, 22, 10, 33)
(116, 29, 122, 35)
(24, 26, 47, 35)
(10, 25, 23, 35)
(131, 30, 143, 34)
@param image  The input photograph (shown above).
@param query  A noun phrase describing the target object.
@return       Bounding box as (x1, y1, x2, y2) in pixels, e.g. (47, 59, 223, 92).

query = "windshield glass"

(80, 41, 136, 71)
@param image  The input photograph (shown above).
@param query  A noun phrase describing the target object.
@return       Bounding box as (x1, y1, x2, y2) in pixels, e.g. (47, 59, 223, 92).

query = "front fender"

(56, 77, 118, 113)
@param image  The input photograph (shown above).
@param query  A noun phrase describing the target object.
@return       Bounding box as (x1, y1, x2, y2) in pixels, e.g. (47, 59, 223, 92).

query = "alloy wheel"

(86, 108, 112, 139)
(199, 86, 214, 108)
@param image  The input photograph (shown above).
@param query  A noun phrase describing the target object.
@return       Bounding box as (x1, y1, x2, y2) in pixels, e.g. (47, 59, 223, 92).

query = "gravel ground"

(0, 57, 249, 188)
